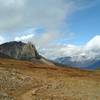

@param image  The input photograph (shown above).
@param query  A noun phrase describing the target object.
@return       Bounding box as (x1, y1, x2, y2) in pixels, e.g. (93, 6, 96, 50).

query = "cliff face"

(0, 41, 40, 60)
(20, 42, 40, 60)
(0, 52, 12, 59)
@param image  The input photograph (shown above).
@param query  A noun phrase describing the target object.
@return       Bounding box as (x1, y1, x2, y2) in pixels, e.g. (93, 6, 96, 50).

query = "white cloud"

(0, 0, 99, 50)
(40, 35, 100, 61)
(15, 34, 34, 42)
(0, 36, 5, 44)
(0, 0, 25, 8)
(0, 0, 98, 33)
(33, 32, 61, 47)
(86, 35, 100, 50)
(14, 31, 60, 48)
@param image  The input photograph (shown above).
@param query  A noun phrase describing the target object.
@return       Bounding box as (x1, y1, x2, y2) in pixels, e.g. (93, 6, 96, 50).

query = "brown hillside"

(0, 58, 100, 100)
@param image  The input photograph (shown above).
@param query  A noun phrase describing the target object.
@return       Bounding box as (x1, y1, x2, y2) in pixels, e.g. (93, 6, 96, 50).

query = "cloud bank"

(40, 35, 100, 61)
(0, 36, 4, 44)
(0, 0, 98, 32)
(0, 0, 99, 48)
(15, 34, 34, 41)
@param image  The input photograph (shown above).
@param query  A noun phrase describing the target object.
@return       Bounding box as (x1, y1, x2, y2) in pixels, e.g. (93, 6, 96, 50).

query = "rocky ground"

(0, 58, 100, 100)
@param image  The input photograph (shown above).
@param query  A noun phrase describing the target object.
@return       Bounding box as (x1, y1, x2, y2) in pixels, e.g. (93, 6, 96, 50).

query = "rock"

(0, 41, 41, 60)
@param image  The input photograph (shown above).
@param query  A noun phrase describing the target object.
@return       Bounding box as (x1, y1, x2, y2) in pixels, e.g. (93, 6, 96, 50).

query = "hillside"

(0, 58, 100, 100)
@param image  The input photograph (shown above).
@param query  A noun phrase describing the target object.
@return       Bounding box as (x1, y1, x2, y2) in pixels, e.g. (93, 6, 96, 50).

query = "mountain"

(55, 56, 100, 70)
(86, 60, 100, 69)
(0, 41, 41, 60)
(45, 36, 100, 70)
(0, 41, 55, 66)
(0, 52, 13, 59)
(1, 40, 100, 70)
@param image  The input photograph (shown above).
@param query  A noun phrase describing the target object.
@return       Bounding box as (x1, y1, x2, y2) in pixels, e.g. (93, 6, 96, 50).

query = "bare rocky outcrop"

(20, 42, 40, 60)
(0, 41, 25, 59)
(0, 41, 41, 60)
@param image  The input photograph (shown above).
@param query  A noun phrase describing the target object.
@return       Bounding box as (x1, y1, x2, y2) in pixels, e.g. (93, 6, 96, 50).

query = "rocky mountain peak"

(20, 42, 40, 60)
(0, 41, 41, 60)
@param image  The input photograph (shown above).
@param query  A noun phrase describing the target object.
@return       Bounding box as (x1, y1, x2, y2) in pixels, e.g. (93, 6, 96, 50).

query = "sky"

(0, 0, 100, 59)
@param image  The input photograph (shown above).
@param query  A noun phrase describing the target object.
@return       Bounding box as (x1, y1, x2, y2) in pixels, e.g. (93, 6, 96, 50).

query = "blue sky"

(67, 3, 100, 45)
(0, 0, 100, 48)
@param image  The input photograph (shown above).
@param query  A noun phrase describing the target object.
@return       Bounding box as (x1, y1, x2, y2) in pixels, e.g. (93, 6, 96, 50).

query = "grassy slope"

(0, 58, 100, 100)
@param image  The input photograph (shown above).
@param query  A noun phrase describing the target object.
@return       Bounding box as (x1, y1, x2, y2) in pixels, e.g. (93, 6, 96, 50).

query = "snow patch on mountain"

(40, 35, 100, 68)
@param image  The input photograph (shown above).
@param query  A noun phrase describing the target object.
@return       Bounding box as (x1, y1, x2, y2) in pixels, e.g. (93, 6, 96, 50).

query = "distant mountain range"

(40, 36, 100, 70)
(55, 57, 100, 70)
